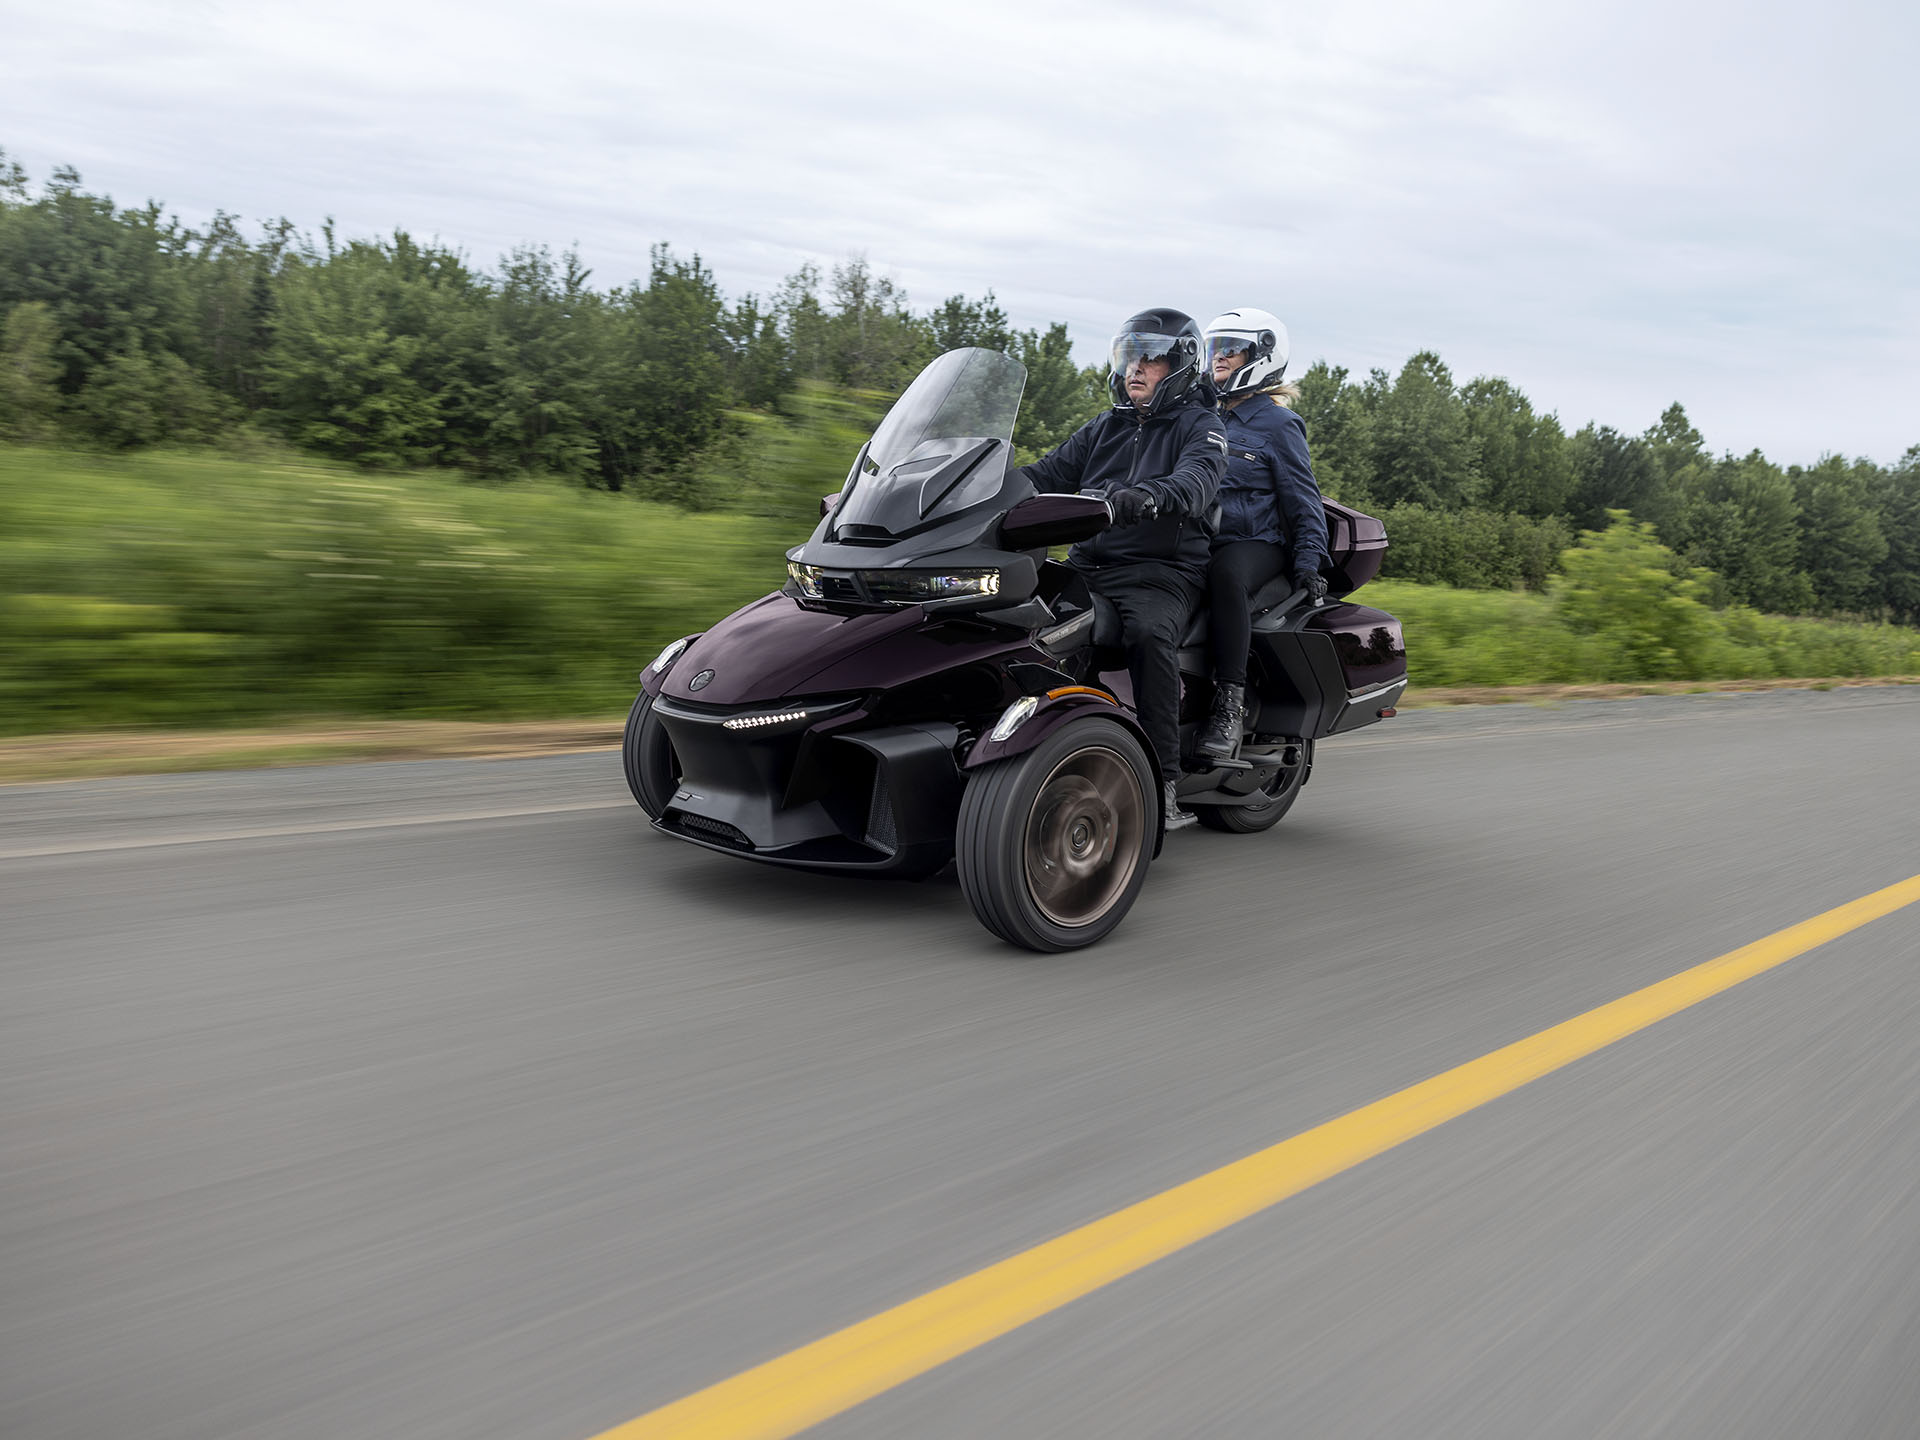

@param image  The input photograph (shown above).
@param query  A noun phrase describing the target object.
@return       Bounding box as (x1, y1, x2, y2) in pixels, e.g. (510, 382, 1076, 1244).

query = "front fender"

(962, 690, 1137, 769)
(963, 690, 1168, 859)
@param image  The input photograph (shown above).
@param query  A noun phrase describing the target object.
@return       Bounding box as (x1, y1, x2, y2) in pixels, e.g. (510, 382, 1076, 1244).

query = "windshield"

(831, 348, 1027, 539)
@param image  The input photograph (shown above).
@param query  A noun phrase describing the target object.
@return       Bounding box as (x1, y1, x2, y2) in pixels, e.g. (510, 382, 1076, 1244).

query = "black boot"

(1195, 681, 1246, 763)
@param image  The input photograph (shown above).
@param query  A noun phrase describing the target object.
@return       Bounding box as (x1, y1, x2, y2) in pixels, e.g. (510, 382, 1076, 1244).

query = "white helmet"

(1203, 308, 1290, 398)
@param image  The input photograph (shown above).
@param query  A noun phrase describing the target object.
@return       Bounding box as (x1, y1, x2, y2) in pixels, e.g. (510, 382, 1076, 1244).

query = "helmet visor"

(1213, 332, 1274, 385)
(1205, 333, 1260, 370)
(1109, 331, 1189, 378)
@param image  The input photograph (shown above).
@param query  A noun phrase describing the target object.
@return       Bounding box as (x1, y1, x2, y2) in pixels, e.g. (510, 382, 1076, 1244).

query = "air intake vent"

(673, 813, 753, 849)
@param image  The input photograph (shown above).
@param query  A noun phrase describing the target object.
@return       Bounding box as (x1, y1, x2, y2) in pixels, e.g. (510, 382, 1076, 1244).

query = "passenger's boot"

(1194, 681, 1246, 763)
(1162, 779, 1198, 831)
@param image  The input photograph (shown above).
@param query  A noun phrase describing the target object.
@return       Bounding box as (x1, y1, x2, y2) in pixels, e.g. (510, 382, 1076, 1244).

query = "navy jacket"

(1216, 398, 1330, 575)
(1020, 395, 1226, 580)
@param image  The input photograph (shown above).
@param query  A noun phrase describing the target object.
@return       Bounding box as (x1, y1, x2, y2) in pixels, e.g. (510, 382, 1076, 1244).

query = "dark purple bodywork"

(639, 493, 1405, 876)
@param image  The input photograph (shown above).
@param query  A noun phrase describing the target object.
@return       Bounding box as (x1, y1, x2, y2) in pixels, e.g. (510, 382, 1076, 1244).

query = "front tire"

(957, 717, 1155, 952)
(622, 690, 680, 819)
(1194, 739, 1313, 833)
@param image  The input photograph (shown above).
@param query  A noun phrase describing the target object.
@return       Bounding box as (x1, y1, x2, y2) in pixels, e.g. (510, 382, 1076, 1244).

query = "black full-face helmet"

(1106, 307, 1204, 414)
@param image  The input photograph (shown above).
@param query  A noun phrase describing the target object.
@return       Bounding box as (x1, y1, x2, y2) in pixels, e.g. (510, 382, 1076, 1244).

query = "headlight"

(787, 562, 824, 599)
(858, 569, 1001, 604)
(649, 636, 691, 674)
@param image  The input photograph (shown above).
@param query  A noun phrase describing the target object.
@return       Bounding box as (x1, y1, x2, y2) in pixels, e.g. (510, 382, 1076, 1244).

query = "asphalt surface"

(4, 687, 1918, 1440)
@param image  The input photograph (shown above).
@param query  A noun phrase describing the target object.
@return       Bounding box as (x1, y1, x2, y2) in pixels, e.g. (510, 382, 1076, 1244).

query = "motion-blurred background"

(3, 0, 1918, 744)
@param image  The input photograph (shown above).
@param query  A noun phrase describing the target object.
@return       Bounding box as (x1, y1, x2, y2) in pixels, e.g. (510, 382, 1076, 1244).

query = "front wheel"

(956, 717, 1156, 952)
(622, 690, 680, 819)
(1194, 739, 1313, 833)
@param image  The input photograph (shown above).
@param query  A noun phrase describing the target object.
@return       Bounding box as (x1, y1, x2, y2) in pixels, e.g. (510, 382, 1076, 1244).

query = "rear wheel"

(622, 690, 680, 819)
(1194, 739, 1313, 834)
(957, 717, 1155, 952)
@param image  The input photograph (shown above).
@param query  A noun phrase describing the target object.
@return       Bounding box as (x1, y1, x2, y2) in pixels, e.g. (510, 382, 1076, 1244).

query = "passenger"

(1195, 308, 1331, 764)
(1018, 308, 1227, 830)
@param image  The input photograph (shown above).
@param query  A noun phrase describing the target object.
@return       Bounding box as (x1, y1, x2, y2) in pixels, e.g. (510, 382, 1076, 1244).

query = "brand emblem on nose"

(688, 669, 714, 691)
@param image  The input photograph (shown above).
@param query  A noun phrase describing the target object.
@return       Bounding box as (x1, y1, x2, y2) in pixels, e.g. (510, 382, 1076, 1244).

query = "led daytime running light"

(722, 708, 811, 731)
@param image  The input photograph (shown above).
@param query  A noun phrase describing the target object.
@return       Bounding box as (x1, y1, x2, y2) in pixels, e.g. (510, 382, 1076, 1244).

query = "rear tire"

(1194, 739, 1313, 834)
(622, 690, 680, 819)
(957, 717, 1155, 952)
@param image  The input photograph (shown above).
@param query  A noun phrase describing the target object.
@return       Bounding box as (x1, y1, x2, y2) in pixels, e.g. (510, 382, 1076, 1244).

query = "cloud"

(4, 0, 1915, 461)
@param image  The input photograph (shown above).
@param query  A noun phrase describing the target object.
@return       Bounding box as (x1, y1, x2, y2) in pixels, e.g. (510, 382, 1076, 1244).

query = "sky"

(4, 0, 1916, 464)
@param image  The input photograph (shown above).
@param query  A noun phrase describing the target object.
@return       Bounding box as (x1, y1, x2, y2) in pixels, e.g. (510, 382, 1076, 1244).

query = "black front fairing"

(788, 347, 1049, 611)
(825, 347, 1026, 541)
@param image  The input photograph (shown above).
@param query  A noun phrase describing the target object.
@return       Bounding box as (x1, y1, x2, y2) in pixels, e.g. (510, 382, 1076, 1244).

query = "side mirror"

(999, 493, 1111, 550)
(820, 492, 842, 519)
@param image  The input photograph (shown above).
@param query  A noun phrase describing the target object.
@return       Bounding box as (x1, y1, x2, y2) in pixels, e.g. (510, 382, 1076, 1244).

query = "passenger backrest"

(1322, 500, 1388, 596)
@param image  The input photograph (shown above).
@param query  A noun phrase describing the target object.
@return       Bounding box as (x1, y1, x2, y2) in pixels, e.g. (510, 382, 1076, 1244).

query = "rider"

(1018, 308, 1227, 830)
(1194, 308, 1331, 764)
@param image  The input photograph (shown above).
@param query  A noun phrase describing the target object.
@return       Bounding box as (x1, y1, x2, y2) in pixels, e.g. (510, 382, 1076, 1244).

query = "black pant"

(1084, 563, 1202, 783)
(1207, 540, 1289, 686)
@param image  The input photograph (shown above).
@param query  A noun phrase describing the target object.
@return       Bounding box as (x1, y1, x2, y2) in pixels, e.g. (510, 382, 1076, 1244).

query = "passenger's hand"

(1107, 487, 1156, 526)
(1296, 569, 1329, 604)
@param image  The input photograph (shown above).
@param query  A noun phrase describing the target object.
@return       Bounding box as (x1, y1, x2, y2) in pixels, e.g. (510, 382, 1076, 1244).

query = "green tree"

(773, 262, 830, 382)
(1665, 450, 1814, 614)
(261, 229, 479, 465)
(720, 292, 792, 409)
(1791, 455, 1888, 614)
(0, 166, 197, 407)
(0, 301, 61, 440)
(928, 290, 1011, 353)
(823, 254, 926, 391)
(1461, 375, 1573, 517)
(1550, 513, 1720, 678)
(1645, 401, 1705, 481)
(1012, 322, 1103, 456)
(474, 245, 599, 477)
(1870, 447, 1920, 626)
(1293, 360, 1374, 503)
(177, 210, 289, 413)
(1377, 503, 1569, 590)
(1567, 424, 1661, 531)
(592, 245, 732, 496)
(1367, 351, 1479, 508)
(74, 342, 234, 446)
(1637, 401, 1705, 531)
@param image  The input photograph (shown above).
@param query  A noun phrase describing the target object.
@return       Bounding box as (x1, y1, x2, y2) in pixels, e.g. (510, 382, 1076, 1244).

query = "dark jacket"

(1215, 397, 1330, 575)
(1020, 395, 1226, 580)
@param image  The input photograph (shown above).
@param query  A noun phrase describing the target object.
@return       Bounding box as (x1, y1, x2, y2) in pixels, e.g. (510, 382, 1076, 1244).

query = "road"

(4, 687, 1918, 1440)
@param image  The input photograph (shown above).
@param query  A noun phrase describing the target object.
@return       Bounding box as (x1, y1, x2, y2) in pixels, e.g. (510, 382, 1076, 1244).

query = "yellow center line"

(596, 871, 1920, 1440)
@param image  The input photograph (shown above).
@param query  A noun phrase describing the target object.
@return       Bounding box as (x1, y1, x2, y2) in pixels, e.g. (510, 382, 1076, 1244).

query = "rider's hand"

(1296, 568, 1329, 604)
(1107, 487, 1156, 526)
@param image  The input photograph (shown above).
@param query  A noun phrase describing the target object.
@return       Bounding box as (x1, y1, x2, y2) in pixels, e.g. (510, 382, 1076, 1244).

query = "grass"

(0, 444, 816, 735)
(1369, 579, 1920, 689)
(4, 437, 1918, 744)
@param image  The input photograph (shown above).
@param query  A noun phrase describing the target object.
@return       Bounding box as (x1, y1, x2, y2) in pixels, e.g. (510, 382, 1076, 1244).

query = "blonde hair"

(1227, 379, 1301, 409)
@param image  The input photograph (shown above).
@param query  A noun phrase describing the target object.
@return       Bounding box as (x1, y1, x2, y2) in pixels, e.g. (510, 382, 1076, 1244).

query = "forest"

(2, 150, 1916, 631)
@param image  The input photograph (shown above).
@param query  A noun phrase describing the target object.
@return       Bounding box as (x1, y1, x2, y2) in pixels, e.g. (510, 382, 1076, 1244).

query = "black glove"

(1296, 569, 1329, 603)
(1106, 487, 1156, 526)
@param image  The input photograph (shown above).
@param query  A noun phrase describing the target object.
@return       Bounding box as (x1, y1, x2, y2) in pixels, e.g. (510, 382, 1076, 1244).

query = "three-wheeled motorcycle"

(624, 347, 1405, 951)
